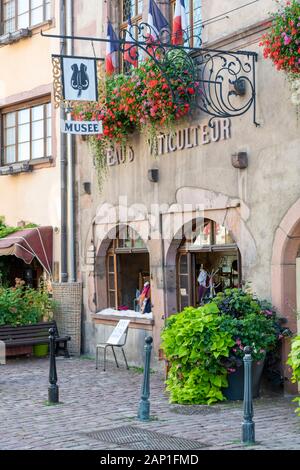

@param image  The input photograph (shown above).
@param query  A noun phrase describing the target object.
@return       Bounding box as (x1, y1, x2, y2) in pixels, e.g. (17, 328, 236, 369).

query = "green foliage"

(215, 289, 288, 366)
(287, 336, 300, 416)
(0, 216, 37, 239)
(0, 286, 54, 326)
(73, 55, 197, 189)
(161, 288, 288, 405)
(161, 303, 235, 405)
(213, 288, 261, 318)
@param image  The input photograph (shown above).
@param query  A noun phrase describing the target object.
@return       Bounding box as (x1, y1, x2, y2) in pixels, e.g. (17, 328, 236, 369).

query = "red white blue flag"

(172, 0, 188, 45)
(147, 0, 169, 42)
(124, 16, 138, 68)
(105, 21, 119, 75)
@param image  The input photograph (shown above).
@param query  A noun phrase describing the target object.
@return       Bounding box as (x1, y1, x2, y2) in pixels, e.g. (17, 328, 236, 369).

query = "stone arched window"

(177, 218, 242, 310)
(106, 226, 150, 311)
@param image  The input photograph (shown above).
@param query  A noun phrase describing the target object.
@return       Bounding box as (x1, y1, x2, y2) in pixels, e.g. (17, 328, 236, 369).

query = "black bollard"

(138, 336, 153, 421)
(242, 346, 255, 444)
(48, 327, 59, 404)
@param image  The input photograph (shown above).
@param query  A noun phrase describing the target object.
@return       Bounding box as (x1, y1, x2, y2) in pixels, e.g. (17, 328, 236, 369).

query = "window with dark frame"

(2, 100, 52, 165)
(106, 226, 148, 310)
(1, 0, 51, 35)
(170, 0, 202, 47)
(120, 0, 143, 73)
(177, 219, 241, 311)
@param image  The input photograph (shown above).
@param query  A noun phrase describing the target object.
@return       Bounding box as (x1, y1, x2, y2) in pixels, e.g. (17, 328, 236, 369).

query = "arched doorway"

(272, 200, 300, 393)
(177, 218, 242, 310)
(96, 225, 150, 313)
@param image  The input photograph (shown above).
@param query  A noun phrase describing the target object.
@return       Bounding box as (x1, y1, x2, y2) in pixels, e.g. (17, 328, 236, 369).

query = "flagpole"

(41, 31, 258, 57)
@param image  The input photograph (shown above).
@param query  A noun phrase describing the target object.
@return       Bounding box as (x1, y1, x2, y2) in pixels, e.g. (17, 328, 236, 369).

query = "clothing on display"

(197, 266, 208, 302)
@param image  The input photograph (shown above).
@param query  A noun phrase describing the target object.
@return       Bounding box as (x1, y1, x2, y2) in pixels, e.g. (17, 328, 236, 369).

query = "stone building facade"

(71, 1, 300, 390)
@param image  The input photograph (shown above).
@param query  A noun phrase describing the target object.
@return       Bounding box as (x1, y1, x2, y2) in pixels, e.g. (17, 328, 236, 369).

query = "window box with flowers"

(72, 51, 199, 188)
(260, 0, 300, 108)
(161, 289, 291, 405)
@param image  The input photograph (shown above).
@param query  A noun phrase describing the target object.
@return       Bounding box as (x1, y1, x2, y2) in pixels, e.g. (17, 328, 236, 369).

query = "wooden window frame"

(170, 0, 202, 47)
(1, 96, 52, 166)
(1, 0, 51, 34)
(176, 219, 242, 310)
(119, 0, 142, 73)
(106, 226, 148, 310)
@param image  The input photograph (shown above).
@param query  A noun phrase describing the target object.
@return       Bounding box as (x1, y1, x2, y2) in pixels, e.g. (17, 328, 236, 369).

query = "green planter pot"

(223, 359, 265, 401)
(33, 344, 49, 357)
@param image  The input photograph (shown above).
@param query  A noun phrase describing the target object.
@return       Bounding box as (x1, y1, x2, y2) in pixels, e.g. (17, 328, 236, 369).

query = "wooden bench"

(0, 321, 71, 357)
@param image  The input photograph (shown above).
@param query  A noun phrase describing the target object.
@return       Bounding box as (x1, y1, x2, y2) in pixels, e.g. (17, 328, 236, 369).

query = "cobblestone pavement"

(0, 356, 300, 450)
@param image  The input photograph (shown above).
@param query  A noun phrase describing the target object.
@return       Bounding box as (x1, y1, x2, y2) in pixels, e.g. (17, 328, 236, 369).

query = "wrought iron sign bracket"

(42, 23, 259, 127)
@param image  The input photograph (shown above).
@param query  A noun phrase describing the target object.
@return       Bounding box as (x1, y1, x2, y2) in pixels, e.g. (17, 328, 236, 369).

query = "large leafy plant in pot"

(161, 289, 289, 404)
(161, 303, 235, 405)
(213, 289, 290, 399)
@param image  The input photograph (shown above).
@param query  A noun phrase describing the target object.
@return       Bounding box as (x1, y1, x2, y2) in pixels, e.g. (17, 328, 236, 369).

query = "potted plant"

(0, 283, 54, 357)
(161, 302, 235, 405)
(213, 289, 292, 400)
(161, 288, 290, 404)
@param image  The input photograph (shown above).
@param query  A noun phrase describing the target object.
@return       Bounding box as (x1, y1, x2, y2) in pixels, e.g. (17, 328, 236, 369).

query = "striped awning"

(0, 227, 53, 275)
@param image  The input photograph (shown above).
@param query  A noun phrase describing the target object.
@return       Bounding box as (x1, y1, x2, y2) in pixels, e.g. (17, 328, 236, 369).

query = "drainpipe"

(60, 0, 68, 283)
(159, 212, 167, 322)
(66, 0, 76, 282)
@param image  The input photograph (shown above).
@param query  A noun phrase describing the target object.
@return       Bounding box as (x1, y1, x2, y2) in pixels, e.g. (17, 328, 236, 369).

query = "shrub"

(287, 335, 300, 416)
(161, 289, 290, 404)
(0, 286, 54, 327)
(161, 303, 235, 405)
(214, 289, 280, 367)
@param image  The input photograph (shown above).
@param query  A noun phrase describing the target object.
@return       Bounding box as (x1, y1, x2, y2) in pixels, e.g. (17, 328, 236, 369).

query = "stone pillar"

(296, 258, 300, 334)
(296, 257, 300, 392)
(52, 282, 83, 356)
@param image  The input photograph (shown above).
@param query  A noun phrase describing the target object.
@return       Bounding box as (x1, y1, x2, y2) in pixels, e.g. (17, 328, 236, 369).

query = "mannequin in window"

(197, 264, 208, 304)
(139, 281, 151, 314)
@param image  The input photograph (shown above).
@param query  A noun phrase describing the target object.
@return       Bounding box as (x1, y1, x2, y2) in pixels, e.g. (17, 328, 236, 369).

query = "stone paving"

(0, 356, 300, 450)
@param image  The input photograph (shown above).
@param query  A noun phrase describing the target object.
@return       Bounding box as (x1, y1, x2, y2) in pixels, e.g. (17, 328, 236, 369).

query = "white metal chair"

(95, 319, 130, 371)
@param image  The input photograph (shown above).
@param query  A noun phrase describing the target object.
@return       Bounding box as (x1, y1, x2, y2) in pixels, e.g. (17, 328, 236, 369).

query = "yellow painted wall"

(0, 0, 61, 263)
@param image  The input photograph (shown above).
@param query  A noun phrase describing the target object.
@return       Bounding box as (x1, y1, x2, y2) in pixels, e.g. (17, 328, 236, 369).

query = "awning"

(0, 227, 53, 275)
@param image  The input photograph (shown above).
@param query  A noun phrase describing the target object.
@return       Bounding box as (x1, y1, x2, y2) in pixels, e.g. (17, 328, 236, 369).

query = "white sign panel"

(107, 320, 130, 346)
(61, 120, 103, 135)
(62, 56, 98, 102)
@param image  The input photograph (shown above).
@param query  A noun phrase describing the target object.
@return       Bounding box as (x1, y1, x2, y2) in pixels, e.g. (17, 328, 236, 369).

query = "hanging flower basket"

(72, 53, 200, 187)
(259, 0, 300, 75)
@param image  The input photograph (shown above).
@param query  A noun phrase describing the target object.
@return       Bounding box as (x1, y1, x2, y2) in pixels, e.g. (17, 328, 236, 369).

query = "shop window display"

(106, 227, 150, 313)
(177, 219, 241, 310)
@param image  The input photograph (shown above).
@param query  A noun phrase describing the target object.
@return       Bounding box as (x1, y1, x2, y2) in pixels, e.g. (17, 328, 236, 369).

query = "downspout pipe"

(60, 0, 68, 283)
(66, 0, 76, 282)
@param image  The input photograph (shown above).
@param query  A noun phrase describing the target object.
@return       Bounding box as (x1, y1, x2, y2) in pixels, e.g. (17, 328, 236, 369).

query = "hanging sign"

(61, 56, 98, 102)
(61, 120, 103, 135)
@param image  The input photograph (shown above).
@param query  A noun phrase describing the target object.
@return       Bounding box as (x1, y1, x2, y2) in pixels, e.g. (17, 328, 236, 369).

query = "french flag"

(124, 16, 138, 68)
(105, 21, 119, 75)
(147, 0, 169, 42)
(172, 0, 188, 45)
